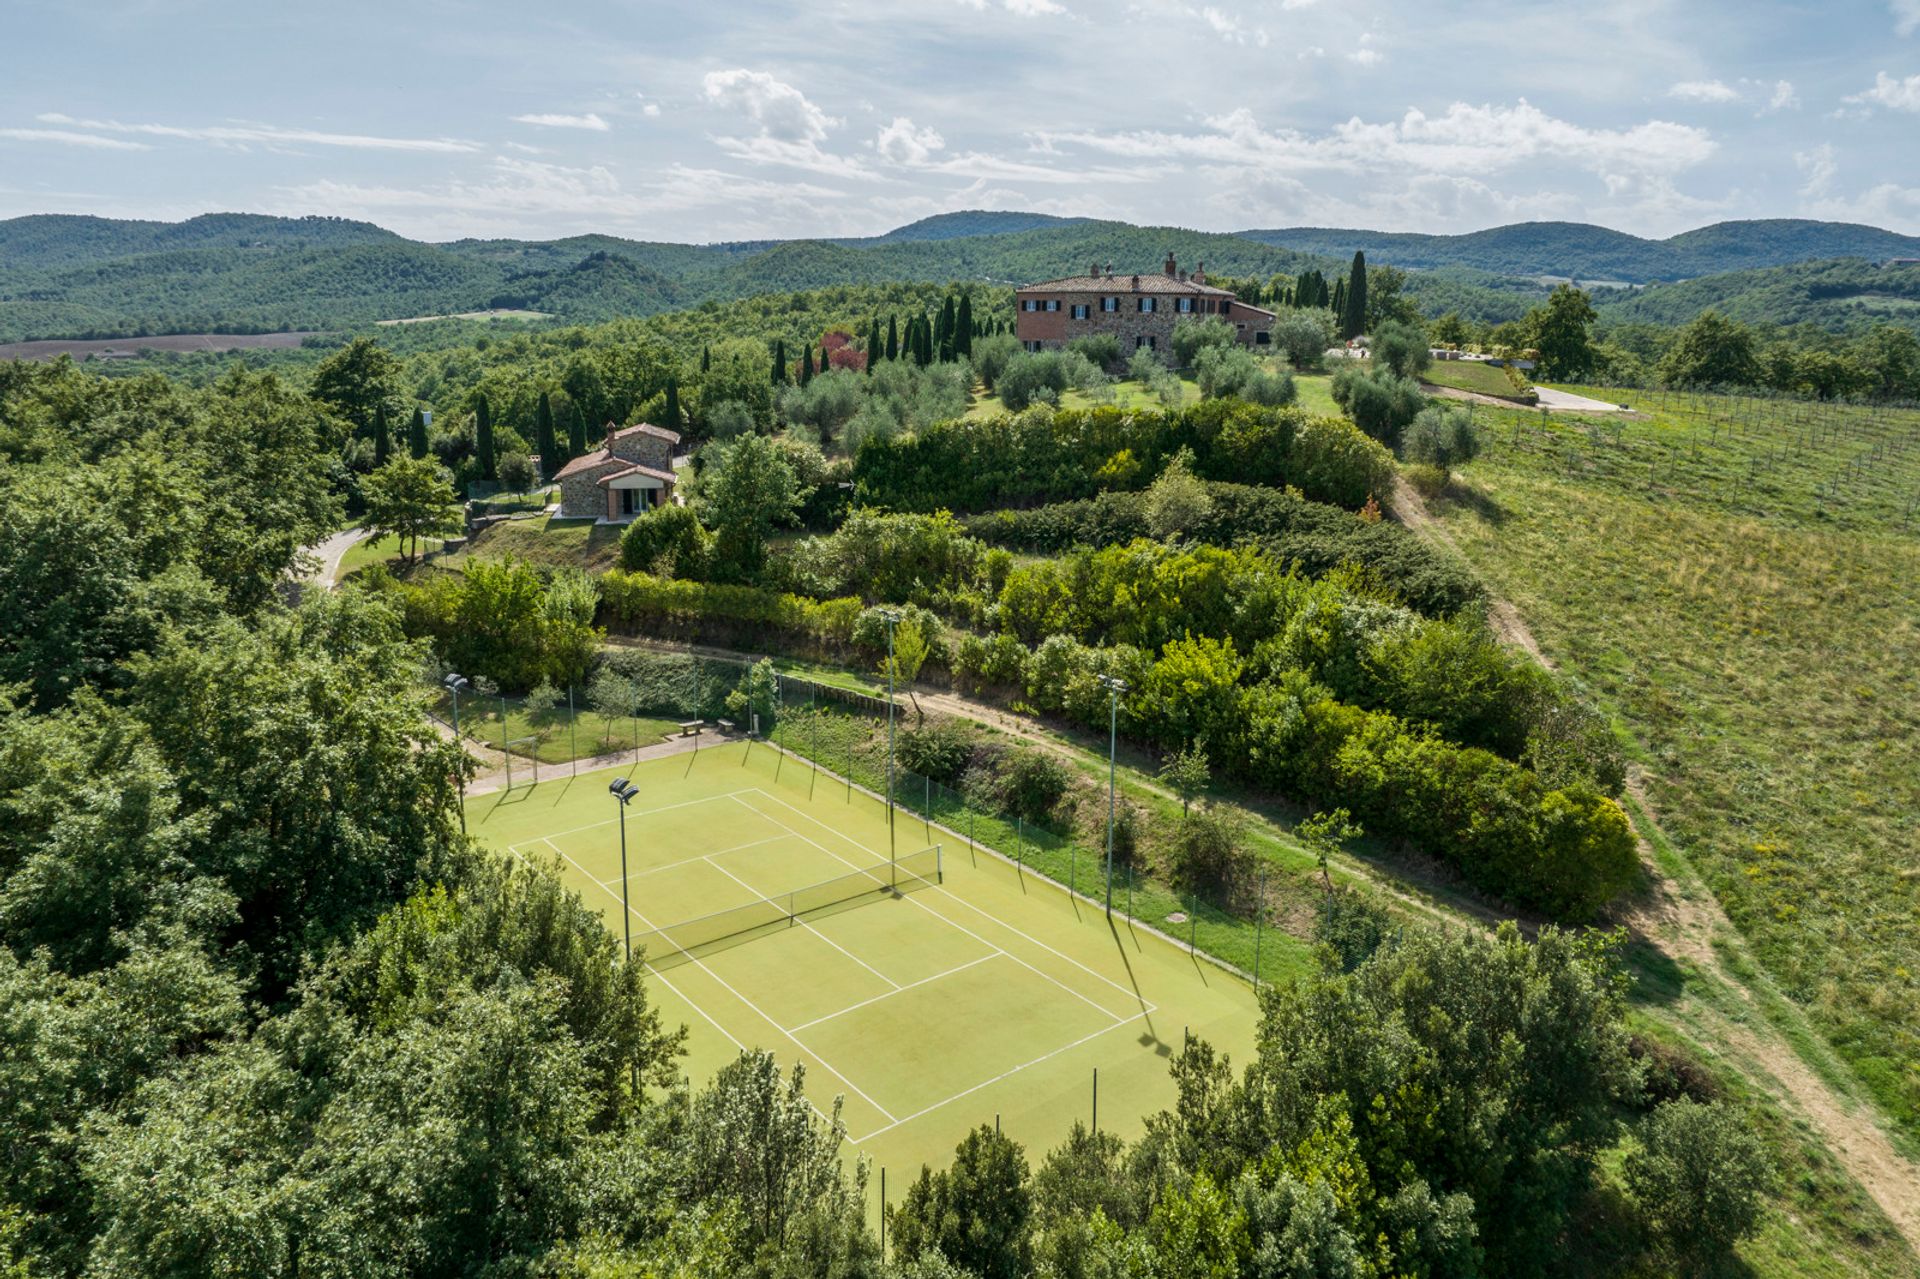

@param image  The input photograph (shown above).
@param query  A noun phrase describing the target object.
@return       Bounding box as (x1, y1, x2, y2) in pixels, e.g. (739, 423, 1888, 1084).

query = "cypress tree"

(701, 344, 711, 374)
(772, 339, 788, 385)
(918, 319, 934, 367)
(956, 294, 973, 357)
(663, 377, 681, 431)
(1331, 277, 1346, 325)
(821, 341, 830, 376)
(800, 345, 814, 386)
(474, 394, 496, 482)
(568, 402, 587, 459)
(867, 319, 880, 374)
(407, 406, 428, 460)
(1343, 250, 1368, 339)
(372, 402, 391, 467)
(534, 390, 558, 481)
(886, 316, 899, 362)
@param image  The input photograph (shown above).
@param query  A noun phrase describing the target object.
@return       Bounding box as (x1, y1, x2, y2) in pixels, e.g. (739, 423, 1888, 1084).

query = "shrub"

(994, 747, 1073, 824)
(1126, 344, 1166, 382)
(619, 503, 711, 577)
(705, 399, 757, 440)
(1172, 316, 1237, 367)
(1401, 405, 1482, 473)
(897, 716, 976, 783)
(1283, 416, 1396, 509)
(496, 452, 537, 493)
(1370, 319, 1432, 380)
(1624, 1100, 1774, 1270)
(1330, 367, 1426, 450)
(1067, 333, 1122, 370)
(1312, 886, 1395, 971)
(1144, 448, 1212, 540)
(1163, 805, 1253, 902)
(1272, 308, 1335, 369)
(971, 332, 1022, 390)
(996, 353, 1071, 412)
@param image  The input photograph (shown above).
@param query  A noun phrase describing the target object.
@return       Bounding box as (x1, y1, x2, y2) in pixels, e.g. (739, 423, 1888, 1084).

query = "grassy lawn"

(966, 377, 1199, 418)
(335, 532, 444, 582)
(1425, 394, 1920, 1145)
(1291, 371, 1340, 416)
(1421, 359, 1531, 399)
(443, 513, 626, 573)
(432, 686, 680, 765)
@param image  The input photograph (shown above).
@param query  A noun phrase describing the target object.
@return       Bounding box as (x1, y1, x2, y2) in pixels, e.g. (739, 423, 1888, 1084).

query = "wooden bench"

(716, 719, 736, 734)
(677, 720, 704, 737)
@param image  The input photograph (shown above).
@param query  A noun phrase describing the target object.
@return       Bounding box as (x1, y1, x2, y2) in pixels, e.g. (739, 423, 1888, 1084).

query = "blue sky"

(3, 0, 1918, 242)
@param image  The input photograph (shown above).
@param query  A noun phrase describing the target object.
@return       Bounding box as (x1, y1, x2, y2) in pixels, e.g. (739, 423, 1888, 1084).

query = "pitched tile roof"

(1017, 272, 1240, 297)
(595, 462, 678, 486)
(551, 450, 623, 482)
(610, 421, 681, 444)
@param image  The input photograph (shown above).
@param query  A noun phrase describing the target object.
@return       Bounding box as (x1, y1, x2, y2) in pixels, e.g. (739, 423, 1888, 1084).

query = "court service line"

(786, 952, 1001, 1033)
(520, 788, 758, 847)
(507, 842, 752, 1059)
(849, 1009, 1152, 1145)
(733, 791, 1130, 1027)
(742, 788, 1153, 1016)
(541, 834, 900, 1127)
(595, 834, 787, 888)
(701, 856, 902, 992)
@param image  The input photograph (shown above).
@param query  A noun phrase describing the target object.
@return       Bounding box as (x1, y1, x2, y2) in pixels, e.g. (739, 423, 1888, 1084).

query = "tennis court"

(465, 737, 1261, 1184)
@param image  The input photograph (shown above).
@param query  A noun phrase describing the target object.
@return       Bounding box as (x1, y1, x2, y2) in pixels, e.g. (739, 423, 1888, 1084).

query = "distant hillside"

(0, 213, 1319, 342)
(1593, 258, 1920, 330)
(863, 210, 1091, 243)
(1238, 219, 1920, 283)
(5, 209, 1920, 344)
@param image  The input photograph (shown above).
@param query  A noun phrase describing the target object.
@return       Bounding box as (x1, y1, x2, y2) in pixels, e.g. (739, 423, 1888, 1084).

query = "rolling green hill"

(1238, 218, 1920, 283)
(5, 209, 1920, 344)
(1593, 258, 1920, 329)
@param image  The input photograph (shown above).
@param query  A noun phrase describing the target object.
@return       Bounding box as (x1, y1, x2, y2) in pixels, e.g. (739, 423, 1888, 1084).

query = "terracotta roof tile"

(595, 462, 678, 486)
(552, 449, 621, 481)
(1017, 273, 1240, 297)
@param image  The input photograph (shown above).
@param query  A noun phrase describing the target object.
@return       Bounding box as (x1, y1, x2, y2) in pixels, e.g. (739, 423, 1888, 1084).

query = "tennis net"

(632, 845, 941, 969)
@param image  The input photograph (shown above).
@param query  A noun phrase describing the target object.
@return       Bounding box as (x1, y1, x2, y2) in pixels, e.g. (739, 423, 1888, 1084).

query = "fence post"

(569, 685, 578, 776)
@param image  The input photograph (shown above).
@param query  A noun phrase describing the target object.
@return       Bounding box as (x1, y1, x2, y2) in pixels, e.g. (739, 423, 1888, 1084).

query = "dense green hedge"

(599, 570, 863, 650)
(852, 400, 1395, 513)
(963, 482, 1484, 618)
(951, 629, 1635, 919)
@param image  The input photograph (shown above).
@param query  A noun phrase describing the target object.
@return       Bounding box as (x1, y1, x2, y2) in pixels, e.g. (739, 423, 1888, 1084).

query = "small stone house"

(553, 421, 681, 522)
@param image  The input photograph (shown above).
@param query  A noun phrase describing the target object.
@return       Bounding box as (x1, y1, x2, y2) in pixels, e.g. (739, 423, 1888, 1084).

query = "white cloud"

(701, 69, 835, 143)
(1765, 80, 1800, 112)
(35, 112, 478, 153)
(1795, 142, 1837, 196)
(958, 0, 1067, 15)
(1894, 0, 1920, 35)
(1347, 33, 1383, 65)
(0, 127, 150, 151)
(512, 112, 610, 131)
(875, 116, 945, 165)
(1847, 71, 1920, 111)
(642, 103, 662, 119)
(1669, 79, 1740, 103)
(1199, 6, 1267, 46)
(1037, 99, 1715, 182)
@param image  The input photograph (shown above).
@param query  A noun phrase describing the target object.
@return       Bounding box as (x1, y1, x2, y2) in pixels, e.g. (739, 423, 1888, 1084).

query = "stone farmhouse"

(553, 421, 681, 522)
(1014, 254, 1276, 359)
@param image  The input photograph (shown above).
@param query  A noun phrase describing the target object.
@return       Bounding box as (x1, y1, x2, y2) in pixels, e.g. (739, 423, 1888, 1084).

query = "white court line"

(702, 855, 902, 992)
(850, 1010, 1152, 1144)
(595, 834, 786, 888)
(787, 952, 1001, 1033)
(540, 834, 899, 1126)
(732, 791, 1131, 1027)
(749, 784, 1158, 1015)
(522, 788, 759, 847)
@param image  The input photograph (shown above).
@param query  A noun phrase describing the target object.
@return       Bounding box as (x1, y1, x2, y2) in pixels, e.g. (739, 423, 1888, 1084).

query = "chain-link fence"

(429, 648, 1300, 987)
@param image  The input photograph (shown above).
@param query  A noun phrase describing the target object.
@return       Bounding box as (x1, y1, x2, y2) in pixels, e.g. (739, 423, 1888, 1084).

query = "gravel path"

(305, 525, 369, 589)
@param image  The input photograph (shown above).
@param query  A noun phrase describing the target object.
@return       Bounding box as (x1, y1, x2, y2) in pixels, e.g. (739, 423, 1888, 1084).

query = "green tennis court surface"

(465, 740, 1260, 1183)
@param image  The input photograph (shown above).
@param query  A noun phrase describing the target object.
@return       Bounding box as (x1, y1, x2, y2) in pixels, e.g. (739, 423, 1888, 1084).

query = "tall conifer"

(534, 391, 558, 480)
(372, 402, 391, 467)
(772, 339, 788, 385)
(1343, 250, 1368, 339)
(886, 316, 899, 362)
(568, 402, 587, 458)
(663, 377, 681, 431)
(474, 394, 496, 482)
(956, 294, 973, 357)
(800, 345, 814, 386)
(408, 406, 428, 460)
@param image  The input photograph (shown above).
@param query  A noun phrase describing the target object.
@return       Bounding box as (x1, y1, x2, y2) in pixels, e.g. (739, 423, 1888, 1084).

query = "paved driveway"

(1533, 386, 1627, 412)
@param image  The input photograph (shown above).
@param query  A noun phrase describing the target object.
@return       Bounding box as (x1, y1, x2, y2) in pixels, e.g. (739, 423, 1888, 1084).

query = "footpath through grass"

(1426, 393, 1920, 1142)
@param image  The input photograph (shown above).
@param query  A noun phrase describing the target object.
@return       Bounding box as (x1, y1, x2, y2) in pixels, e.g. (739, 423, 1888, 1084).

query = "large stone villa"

(1014, 254, 1276, 357)
(554, 420, 681, 522)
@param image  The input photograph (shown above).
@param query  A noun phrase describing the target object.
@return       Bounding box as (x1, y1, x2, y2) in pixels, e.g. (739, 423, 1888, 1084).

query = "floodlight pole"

(1098, 675, 1127, 916)
(881, 608, 901, 862)
(444, 673, 471, 833)
(610, 779, 638, 963)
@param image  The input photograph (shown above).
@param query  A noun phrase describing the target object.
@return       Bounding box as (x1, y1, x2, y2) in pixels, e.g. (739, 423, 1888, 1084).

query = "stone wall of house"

(611, 432, 673, 470)
(558, 469, 611, 519)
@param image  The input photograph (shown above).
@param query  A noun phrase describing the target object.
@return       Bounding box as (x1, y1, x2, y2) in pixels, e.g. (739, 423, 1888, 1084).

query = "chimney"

(1090, 262, 1099, 278)
(1164, 251, 1177, 276)
(1193, 261, 1206, 285)
(604, 420, 618, 452)
(1130, 274, 1140, 290)
(1104, 261, 1113, 275)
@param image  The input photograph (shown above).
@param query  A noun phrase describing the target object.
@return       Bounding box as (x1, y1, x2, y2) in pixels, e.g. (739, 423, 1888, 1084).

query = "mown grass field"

(1425, 395, 1920, 1146)
(1422, 358, 1531, 398)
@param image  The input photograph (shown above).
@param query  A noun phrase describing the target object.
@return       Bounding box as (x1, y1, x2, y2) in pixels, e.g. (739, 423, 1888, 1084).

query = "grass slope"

(1422, 394, 1920, 1142)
